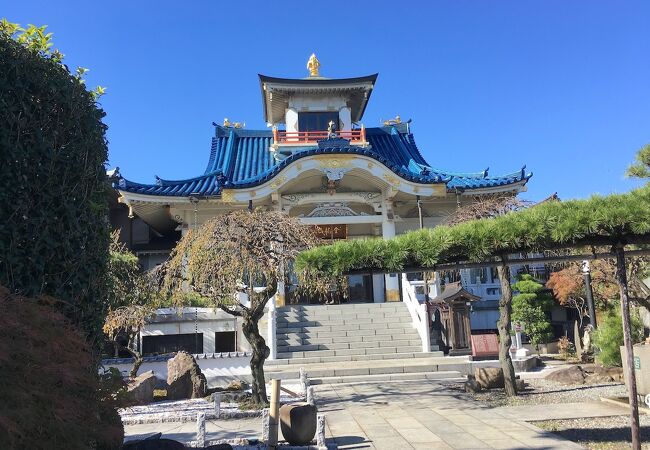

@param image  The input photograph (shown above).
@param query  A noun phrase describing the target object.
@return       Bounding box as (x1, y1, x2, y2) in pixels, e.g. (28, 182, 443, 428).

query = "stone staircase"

(264, 302, 472, 384)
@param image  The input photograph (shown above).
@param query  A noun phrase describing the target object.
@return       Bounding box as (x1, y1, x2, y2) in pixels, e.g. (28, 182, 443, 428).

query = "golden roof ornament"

(307, 53, 321, 77)
(383, 115, 402, 126)
(223, 118, 245, 129)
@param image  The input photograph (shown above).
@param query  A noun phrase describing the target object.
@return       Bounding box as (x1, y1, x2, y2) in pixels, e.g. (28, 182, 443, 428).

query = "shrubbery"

(0, 287, 124, 449)
(592, 307, 644, 367)
(0, 22, 109, 347)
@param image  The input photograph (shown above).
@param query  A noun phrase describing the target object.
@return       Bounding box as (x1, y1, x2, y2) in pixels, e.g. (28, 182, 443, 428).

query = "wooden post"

(614, 243, 641, 450)
(213, 393, 221, 419)
(268, 379, 281, 449)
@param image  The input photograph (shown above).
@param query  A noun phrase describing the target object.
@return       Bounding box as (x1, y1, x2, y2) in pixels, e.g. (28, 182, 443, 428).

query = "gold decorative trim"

(296, 162, 303, 171)
(431, 183, 447, 197)
(269, 175, 288, 189)
(386, 290, 401, 302)
(367, 162, 374, 169)
(220, 189, 236, 203)
(383, 173, 401, 187)
(250, 190, 257, 198)
(317, 157, 352, 169)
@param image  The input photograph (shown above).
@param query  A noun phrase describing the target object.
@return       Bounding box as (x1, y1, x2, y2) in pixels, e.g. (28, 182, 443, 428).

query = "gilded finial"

(223, 118, 245, 129)
(307, 53, 321, 77)
(383, 115, 402, 126)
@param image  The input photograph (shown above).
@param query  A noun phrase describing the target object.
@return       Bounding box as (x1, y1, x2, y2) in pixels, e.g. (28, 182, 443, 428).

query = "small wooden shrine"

(429, 282, 480, 355)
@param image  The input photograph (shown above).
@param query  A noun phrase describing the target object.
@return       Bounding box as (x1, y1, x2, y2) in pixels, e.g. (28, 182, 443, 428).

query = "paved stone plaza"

(122, 378, 635, 448)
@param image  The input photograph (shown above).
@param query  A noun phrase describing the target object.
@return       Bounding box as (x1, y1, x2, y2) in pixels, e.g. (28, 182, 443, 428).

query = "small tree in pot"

(163, 210, 317, 406)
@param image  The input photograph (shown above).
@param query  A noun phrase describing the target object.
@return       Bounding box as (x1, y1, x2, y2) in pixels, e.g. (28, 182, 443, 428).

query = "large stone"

(280, 402, 317, 446)
(474, 367, 504, 389)
(464, 378, 482, 393)
(545, 365, 585, 385)
(166, 351, 207, 400)
(127, 370, 157, 405)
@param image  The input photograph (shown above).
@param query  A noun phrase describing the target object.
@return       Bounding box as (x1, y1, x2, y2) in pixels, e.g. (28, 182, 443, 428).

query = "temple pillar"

(275, 280, 286, 307)
(382, 214, 400, 302)
(339, 106, 352, 131)
(372, 274, 384, 303)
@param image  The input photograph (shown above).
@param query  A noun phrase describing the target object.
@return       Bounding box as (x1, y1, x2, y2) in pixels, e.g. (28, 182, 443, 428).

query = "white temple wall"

(289, 95, 346, 114)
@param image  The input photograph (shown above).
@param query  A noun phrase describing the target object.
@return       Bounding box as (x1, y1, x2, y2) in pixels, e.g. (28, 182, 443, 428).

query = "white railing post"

(402, 274, 431, 353)
(267, 295, 277, 360)
(419, 303, 431, 353)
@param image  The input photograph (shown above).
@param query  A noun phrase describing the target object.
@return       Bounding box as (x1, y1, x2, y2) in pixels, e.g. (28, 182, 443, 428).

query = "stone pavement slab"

(124, 379, 590, 449)
(491, 401, 631, 421)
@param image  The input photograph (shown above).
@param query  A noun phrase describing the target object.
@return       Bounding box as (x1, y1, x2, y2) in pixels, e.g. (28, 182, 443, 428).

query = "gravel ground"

(120, 391, 304, 424)
(451, 378, 628, 408)
(535, 415, 650, 450)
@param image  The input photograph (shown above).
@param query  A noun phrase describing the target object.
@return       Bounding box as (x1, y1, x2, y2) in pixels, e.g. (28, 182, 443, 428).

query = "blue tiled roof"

(115, 123, 532, 196)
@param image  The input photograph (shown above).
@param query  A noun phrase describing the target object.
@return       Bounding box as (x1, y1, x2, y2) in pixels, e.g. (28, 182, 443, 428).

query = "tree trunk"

(125, 334, 144, 379)
(614, 244, 641, 450)
(128, 351, 144, 379)
(497, 261, 518, 396)
(242, 309, 270, 406)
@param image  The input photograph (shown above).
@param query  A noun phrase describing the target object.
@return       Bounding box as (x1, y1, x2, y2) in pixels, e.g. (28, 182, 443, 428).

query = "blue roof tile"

(115, 124, 531, 196)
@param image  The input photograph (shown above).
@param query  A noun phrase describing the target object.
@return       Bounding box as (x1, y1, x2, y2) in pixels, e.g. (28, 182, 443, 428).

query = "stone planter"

(279, 402, 317, 446)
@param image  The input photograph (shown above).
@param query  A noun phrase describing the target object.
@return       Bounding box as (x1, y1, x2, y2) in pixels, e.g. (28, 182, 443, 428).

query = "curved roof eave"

(114, 150, 531, 199)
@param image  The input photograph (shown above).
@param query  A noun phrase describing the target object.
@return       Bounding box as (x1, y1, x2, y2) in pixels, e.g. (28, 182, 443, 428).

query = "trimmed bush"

(592, 307, 644, 367)
(0, 24, 109, 347)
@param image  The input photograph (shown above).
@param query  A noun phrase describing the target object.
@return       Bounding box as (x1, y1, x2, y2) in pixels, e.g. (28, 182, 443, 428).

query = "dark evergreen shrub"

(0, 25, 109, 347)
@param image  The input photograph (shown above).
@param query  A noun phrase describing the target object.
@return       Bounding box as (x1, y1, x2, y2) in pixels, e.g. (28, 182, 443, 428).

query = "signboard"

(471, 334, 499, 358)
(311, 224, 347, 240)
(635, 356, 641, 370)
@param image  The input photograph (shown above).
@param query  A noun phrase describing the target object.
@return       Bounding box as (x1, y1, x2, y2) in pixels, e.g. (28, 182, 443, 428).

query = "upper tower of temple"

(260, 55, 377, 151)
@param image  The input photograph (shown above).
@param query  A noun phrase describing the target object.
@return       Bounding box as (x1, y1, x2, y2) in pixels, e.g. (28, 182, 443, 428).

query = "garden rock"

(545, 365, 585, 385)
(464, 378, 482, 393)
(475, 367, 504, 389)
(128, 371, 157, 405)
(515, 378, 527, 391)
(280, 402, 317, 446)
(166, 351, 207, 400)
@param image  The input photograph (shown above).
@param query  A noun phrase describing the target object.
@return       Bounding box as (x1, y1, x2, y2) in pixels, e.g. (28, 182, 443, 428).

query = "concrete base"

(512, 355, 539, 372)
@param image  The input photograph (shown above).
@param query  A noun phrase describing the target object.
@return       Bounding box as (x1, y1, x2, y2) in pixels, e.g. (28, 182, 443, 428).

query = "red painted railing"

(274, 128, 366, 144)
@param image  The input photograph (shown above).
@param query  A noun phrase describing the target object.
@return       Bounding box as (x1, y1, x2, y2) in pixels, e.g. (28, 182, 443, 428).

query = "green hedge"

(0, 26, 109, 347)
(296, 185, 650, 278)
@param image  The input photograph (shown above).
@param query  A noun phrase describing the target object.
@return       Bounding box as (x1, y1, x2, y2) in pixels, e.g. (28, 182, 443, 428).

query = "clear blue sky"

(6, 1, 649, 201)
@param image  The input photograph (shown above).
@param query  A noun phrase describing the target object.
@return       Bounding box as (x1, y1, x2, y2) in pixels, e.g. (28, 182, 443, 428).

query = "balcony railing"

(273, 128, 366, 145)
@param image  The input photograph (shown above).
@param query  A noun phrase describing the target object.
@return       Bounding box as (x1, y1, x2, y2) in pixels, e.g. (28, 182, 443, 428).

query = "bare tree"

(103, 305, 153, 378)
(163, 210, 318, 406)
(103, 232, 156, 378)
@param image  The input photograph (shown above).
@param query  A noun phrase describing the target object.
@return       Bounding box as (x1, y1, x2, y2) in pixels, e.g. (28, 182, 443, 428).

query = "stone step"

(277, 345, 423, 359)
(280, 323, 414, 333)
(277, 315, 411, 325)
(276, 329, 419, 339)
(276, 336, 421, 346)
(266, 351, 446, 366)
(277, 310, 411, 319)
(277, 339, 422, 352)
(277, 316, 411, 326)
(277, 330, 419, 341)
(307, 371, 465, 385)
(264, 357, 468, 381)
(278, 304, 409, 312)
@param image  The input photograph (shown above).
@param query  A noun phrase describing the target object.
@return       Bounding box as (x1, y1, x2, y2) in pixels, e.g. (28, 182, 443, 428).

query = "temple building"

(113, 55, 531, 305)
(109, 56, 559, 373)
